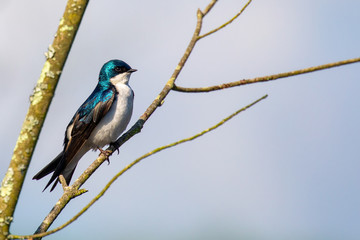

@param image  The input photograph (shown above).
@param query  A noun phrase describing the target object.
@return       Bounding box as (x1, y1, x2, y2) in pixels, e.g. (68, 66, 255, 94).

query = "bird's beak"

(128, 69, 137, 73)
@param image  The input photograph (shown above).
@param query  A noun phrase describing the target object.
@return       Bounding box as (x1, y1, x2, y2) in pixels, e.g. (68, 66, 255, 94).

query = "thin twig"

(202, 0, 218, 15)
(8, 94, 268, 240)
(173, 57, 360, 92)
(198, 0, 252, 39)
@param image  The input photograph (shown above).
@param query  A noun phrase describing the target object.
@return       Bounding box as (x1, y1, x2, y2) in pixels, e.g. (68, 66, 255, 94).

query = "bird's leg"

(97, 147, 112, 164)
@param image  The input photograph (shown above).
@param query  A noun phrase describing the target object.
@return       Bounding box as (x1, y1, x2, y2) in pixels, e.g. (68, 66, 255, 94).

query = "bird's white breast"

(87, 82, 134, 148)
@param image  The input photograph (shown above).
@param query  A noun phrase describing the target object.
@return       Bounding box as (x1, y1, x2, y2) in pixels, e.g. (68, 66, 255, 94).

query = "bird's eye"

(114, 66, 128, 73)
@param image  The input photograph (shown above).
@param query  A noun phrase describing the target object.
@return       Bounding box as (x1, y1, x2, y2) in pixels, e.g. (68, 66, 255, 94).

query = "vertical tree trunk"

(0, 1, 89, 239)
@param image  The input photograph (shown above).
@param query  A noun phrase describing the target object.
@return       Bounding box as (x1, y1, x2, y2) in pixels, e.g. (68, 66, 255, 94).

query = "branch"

(8, 94, 268, 240)
(0, 0, 89, 239)
(202, 0, 217, 15)
(173, 57, 360, 92)
(198, 0, 252, 39)
(26, 0, 252, 236)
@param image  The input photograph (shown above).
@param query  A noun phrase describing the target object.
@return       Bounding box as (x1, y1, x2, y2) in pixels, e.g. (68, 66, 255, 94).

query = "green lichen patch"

(0, 168, 14, 203)
(44, 44, 56, 59)
(30, 61, 51, 105)
(60, 25, 74, 32)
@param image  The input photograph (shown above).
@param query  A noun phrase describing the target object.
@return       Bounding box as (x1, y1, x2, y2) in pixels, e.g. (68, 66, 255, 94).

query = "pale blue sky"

(1, 0, 360, 239)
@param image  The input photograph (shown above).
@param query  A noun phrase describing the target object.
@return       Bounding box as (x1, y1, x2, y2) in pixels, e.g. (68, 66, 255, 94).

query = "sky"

(1, 0, 360, 239)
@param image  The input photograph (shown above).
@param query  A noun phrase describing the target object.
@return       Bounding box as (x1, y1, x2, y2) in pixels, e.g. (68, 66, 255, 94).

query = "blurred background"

(1, 0, 360, 239)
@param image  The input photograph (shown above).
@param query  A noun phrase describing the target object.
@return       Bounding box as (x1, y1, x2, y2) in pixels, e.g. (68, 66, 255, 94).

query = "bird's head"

(99, 59, 137, 87)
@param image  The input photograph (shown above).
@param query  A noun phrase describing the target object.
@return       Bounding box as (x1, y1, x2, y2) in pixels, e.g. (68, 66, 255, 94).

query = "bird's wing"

(44, 87, 116, 191)
(64, 89, 116, 161)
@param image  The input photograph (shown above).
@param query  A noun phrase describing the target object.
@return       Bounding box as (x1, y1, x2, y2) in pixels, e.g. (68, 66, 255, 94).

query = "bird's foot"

(97, 147, 112, 164)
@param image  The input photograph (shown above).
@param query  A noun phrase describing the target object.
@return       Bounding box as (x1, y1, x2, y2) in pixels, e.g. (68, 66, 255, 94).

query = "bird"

(33, 59, 137, 191)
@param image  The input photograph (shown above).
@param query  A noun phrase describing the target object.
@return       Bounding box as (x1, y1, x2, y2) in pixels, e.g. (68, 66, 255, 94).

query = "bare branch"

(27, 0, 216, 236)
(8, 94, 268, 240)
(198, 0, 252, 39)
(173, 57, 360, 93)
(201, 0, 218, 15)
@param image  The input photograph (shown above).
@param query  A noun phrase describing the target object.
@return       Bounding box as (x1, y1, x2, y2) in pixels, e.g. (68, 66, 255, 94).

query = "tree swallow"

(33, 59, 137, 191)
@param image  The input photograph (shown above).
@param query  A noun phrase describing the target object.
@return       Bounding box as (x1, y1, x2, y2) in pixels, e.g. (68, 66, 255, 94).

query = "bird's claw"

(97, 147, 112, 164)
